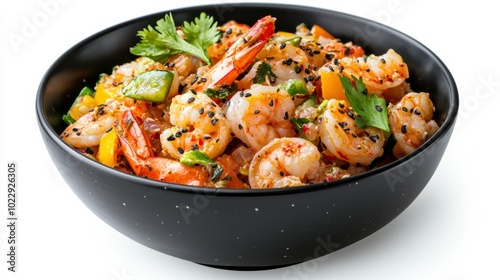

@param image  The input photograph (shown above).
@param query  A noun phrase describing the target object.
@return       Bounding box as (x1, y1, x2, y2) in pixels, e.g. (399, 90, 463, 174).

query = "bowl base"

(199, 262, 300, 271)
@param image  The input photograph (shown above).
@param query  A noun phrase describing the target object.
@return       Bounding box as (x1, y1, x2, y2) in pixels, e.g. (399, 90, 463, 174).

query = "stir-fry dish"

(60, 13, 439, 189)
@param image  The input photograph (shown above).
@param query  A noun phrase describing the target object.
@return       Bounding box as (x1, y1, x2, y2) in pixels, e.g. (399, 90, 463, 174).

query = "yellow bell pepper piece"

(320, 71, 350, 107)
(94, 83, 123, 105)
(69, 94, 96, 121)
(98, 127, 118, 168)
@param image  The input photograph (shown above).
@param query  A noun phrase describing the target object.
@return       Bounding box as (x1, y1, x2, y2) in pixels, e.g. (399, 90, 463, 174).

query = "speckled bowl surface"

(36, 3, 458, 269)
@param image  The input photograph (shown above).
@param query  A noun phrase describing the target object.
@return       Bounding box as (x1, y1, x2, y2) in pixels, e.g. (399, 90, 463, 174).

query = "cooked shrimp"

(192, 16, 275, 91)
(320, 48, 409, 95)
(160, 90, 232, 160)
(60, 100, 123, 148)
(237, 42, 316, 91)
(389, 92, 439, 158)
(318, 99, 385, 166)
(119, 109, 244, 188)
(225, 84, 296, 151)
(248, 137, 321, 189)
(208, 20, 250, 64)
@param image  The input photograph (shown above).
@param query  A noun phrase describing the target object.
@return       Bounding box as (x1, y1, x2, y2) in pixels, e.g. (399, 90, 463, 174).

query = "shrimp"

(225, 84, 296, 151)
(389, 92, 439, 158)
(320, 48, 409, 95)
(192, 15, 276, 91)
(248, 137, 321, 189)
(118, 109, 245, 188)
(159, 90, 232, 160)
(208, 20, 250, 64)
(318, 99, 385, 166)
(237, 41, 316, 92)
(60, 100, 123, 148)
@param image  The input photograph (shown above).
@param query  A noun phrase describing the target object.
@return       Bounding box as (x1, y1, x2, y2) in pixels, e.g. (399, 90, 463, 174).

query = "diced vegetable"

(122, 69, 174, 103)
(94, 83, 123, 105)
(62, 86, 96, 125)
(98, 127, 118, 167)
(320, 71, 349, 106)
(310, 24, 334, 40)
(280, 79, 309, 96)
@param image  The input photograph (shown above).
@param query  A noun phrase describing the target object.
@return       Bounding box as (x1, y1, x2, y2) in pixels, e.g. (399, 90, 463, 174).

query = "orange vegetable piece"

(311, 24, 334, 40)
(320, 71, 349, 107)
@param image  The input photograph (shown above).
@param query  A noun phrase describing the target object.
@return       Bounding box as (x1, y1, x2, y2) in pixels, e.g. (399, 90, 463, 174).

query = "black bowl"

(36, 3, 458, 270)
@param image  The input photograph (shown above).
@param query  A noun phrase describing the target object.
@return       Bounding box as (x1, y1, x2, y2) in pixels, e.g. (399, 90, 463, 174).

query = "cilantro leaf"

(130, 12, 220, 65)
(338, 74, 390, 132)
(253, 62, 277, 84)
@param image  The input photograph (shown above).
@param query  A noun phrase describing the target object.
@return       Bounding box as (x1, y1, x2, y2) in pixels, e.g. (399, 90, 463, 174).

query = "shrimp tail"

(117, 109, 211, 185)
(199, 15, 276, 89)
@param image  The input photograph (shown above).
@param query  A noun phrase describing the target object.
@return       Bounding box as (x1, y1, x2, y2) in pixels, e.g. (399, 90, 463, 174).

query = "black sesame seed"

(254, 110, 260, 114)
(207, 111, 215, 118)
(200, 77, 207, 82)
(369, 135, 379, 143)
(269, 99, 274, 106)
(199, 108, 205, 115)
(167, 134, 175, 141)
(211, 119, 218, 126)
(401, 124, 407, 134)
(85, 147, 94, 155)
(402, 106, 408, 112)
(177, 147, 184, 154)
(175, 131, 182, 138)
(190, 76, 198, 85)
(191, 144, 199, 151)
(238, 123, 243, 130)
(190, 89, 197, 95)
(414, 109, 421, 115)
(105, 127, 113, 133)
(375, 105, 382, 112)
(284, 111, 289, 120)
(381, 58, 386, 64)
(347, 110, 355, 119)
(279, 42, 286, 49)
(181, 128, 188, 133)
(244, 92, 252, 98)
(187, 97, 196, 103)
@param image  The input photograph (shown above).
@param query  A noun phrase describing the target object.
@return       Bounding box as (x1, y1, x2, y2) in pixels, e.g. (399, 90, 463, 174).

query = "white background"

(1, 0, 499, 279)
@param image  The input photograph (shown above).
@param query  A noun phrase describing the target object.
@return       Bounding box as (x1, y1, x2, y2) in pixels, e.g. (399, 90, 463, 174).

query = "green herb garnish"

(253, 62, 277, 84)
(338, 75, 390, 132)
(179, 150, 223, 182)
(130, 12, 220, 65)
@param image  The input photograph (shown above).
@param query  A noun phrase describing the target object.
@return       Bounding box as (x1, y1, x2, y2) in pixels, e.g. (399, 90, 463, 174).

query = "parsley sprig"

(130, 12, 220, 65)
(338, 74, 390, 132)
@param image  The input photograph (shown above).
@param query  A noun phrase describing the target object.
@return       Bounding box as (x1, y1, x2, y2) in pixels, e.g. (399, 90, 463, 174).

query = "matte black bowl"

(36, 3, 458, 270)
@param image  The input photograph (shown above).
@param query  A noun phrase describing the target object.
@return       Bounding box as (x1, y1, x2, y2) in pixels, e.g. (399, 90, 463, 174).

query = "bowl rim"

(36, 2, 459, 197)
